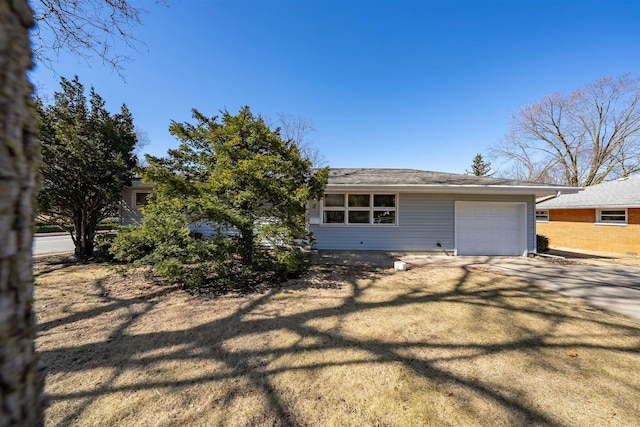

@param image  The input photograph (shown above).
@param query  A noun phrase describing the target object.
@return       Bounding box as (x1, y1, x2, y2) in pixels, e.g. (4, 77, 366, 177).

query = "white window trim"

(535, 209, 549, 222)
(132, 191, 150, 210)
(320, 193, 399, 226)
(596, 208, 627, 225)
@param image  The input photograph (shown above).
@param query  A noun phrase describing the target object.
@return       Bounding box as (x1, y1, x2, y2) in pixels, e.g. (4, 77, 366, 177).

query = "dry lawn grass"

(34, 255, 640, 426)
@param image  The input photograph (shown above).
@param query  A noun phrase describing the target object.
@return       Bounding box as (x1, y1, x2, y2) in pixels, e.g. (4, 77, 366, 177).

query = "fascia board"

(324, 184, 581, 196)
(130, 181, 154, 189)
(542, 204, 639, 209)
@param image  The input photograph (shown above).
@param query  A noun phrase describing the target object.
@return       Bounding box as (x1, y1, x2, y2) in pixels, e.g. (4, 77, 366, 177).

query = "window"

(134, 191, 150, 208)
(322, 194, 345, 224)
(348, 194, 370, 207)
(321, 193, 397, 225)
(597, 209, 627, 224)
(535, 210, 549, 222)
(323, 210, 345, 224)
(323, 194, 344, 207)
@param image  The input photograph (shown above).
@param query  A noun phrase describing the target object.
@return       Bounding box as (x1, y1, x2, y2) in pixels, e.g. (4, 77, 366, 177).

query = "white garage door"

(455, 202, 525, 256)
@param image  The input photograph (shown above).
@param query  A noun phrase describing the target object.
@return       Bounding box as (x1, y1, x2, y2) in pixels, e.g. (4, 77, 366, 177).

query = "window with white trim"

(597, 209, 627, 224)
(322, 193, 397, 225)
(535, 210, 549, 221)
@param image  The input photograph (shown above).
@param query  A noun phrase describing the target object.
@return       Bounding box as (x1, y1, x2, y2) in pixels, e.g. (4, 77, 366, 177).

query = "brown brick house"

(536, 175, 640, 256)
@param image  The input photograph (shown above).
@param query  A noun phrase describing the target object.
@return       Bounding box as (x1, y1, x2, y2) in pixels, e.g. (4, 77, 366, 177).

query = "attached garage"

(307, 169, 580, 256)
(455, 201, 526, 256)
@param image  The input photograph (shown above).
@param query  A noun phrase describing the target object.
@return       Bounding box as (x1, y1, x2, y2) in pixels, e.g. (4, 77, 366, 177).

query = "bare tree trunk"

(0, 0, 46, 425)
(73, 210, 96, 258)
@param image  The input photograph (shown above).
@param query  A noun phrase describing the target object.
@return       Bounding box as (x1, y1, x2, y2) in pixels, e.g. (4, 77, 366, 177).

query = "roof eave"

(325, 184, 580, 197)
(130, 180, 154, 189)
(539, 204, 640, 209)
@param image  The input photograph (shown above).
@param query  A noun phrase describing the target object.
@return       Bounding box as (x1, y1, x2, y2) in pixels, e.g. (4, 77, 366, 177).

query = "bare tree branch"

(30, 0, 165, 79)
(277, 112, 327, 167)
(491, 74, 640, 186)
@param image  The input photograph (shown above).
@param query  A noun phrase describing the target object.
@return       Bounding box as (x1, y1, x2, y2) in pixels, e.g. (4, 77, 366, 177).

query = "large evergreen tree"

(37, 76, 138, 258)
(111, 107, 328, 288)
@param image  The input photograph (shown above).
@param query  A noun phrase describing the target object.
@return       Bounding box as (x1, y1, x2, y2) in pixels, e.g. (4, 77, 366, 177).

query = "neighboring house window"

(597, 209, 627, 224)
(535, 210, 549, 222)
(321, 193, 397, 225)
(134, 191, 150, 208)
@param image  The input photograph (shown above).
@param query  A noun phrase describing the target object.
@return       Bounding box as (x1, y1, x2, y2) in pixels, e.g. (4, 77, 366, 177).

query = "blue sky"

(30, 0, 640, 174)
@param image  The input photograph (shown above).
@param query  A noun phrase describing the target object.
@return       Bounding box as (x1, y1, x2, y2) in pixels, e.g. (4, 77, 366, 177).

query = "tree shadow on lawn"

(37, 262, 640, 426)
(33, 253, 82, 278)
(490, 260, 640, 321)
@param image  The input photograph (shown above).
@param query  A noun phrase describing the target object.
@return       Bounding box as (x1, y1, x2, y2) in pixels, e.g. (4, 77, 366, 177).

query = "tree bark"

(0, 0, 46, 425)
(73, 210, 97, 258)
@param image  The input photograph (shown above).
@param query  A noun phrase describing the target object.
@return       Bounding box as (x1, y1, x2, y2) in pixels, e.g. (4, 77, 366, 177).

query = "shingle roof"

(538, 174, 640, 208)
(329, 168, 548, 187)
(328, 168, 564, 186)
(326, 168, 577, 196)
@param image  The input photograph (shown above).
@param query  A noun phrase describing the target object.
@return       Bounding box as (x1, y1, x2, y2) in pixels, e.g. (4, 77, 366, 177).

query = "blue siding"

(309, 193, 536, 252)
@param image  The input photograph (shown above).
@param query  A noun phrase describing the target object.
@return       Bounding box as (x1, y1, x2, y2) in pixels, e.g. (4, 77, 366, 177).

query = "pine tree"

(466, 153, 493, 176)
(111, 106, 328, 288)
(37, 76, 138, 257)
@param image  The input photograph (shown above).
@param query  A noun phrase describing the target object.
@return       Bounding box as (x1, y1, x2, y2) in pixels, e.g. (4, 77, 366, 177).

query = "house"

(120, 169, 579, 256)
(536, 174, 640, 256)
(307, 169, 578, 256)
(120, 177, 153, 226)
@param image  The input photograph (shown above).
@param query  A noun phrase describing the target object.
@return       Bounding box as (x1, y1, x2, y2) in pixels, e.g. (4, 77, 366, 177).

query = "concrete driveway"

(487, 258, 640, 320)
(395, 254, 640, 320)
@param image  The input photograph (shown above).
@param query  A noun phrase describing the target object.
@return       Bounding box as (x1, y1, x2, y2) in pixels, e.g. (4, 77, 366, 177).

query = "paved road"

(33, 234, 75, 255)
